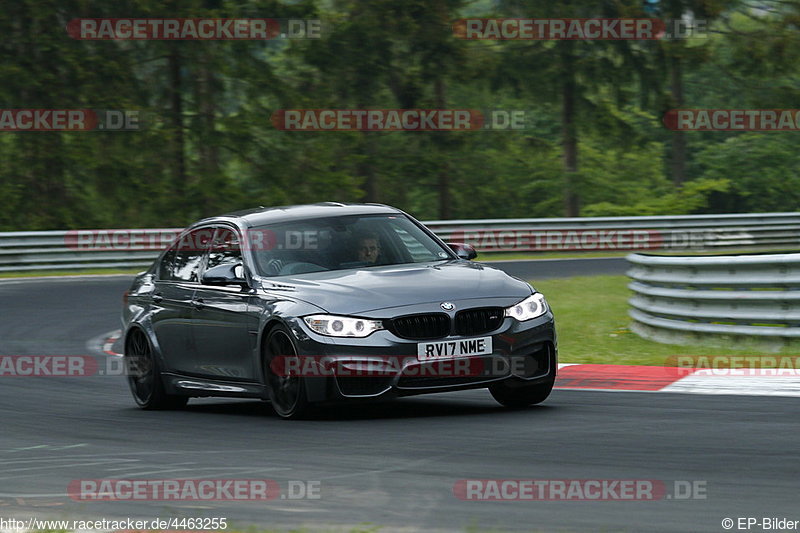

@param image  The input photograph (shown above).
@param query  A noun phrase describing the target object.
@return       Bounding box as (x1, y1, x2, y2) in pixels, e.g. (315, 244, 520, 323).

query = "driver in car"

(354, 231, 381, 264)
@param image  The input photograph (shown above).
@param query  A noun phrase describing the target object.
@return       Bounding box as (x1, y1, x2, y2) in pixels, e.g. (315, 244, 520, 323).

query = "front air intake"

(388, 313, 451, 340)
(454, 307, 504, 336)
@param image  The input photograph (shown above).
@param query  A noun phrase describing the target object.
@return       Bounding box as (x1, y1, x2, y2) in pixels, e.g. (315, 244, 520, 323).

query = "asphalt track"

(0, 259, 797, 532)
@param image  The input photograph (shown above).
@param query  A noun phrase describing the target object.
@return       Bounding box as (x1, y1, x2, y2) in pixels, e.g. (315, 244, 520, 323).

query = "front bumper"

(285, 311, 557, 403)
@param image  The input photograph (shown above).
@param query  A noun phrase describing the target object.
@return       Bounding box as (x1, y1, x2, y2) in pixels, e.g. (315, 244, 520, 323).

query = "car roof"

(193, 202, 404, 228)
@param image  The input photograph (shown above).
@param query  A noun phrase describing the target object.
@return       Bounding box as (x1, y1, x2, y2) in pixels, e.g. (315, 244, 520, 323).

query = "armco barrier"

(0, 212, 797, 272)
(430, 212, 800, 252)
(627, 252, 800, 345)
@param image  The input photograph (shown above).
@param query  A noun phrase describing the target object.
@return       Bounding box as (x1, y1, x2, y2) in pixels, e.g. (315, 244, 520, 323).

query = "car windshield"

(249, 214, 453, 277)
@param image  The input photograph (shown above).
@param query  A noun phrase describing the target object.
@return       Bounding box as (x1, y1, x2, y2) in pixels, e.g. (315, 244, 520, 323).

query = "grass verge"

(534, 275, 800, 367)
(0, 268, 143, 279)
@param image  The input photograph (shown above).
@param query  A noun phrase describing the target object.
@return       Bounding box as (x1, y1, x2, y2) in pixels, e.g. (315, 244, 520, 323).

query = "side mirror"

(447, 242, 478, 260)
(202, 263, 249, 287)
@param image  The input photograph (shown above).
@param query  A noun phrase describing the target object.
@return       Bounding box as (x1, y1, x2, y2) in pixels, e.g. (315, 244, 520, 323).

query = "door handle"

(152, 293, 163, 303)
(192, 298, 205, 310)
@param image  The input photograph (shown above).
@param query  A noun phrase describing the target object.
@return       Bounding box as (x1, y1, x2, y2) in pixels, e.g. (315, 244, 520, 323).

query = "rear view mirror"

(447, 242, 478, 260)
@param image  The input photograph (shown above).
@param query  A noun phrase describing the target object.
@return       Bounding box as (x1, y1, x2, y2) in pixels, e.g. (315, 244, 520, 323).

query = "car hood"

(260, 261, 532, 315)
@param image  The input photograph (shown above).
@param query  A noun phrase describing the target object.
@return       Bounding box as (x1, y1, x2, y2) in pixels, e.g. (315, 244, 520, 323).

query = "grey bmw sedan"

(122, 203, 557, 418)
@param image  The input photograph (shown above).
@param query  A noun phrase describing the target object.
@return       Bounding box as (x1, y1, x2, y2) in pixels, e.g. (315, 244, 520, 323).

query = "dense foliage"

(1, 0, 798, 230)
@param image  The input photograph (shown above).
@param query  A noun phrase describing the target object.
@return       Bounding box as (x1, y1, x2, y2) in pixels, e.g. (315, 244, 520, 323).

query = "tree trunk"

(168, 45, 187, 220)
(670, 53, 686, 187)
(434, 78, 452, 219)
(561, 43, 580, 217)
(197, 50, 221, 213)
(359, 133, 379, 203)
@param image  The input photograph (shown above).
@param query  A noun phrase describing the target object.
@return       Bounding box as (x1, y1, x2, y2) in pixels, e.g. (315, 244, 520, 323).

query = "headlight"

(303, 315, 383, 337)
(505, 293, 548, 321)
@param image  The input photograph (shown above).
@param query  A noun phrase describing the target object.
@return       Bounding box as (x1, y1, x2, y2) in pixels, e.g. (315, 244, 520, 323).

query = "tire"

(262, 325, 311, 419)
(489, 377, 555, 408)
(125, 328, 188, 410)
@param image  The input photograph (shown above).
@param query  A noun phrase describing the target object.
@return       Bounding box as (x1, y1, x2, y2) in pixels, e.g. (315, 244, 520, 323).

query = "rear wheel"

(125, 329, 188, 410)
(263, 325, 310, 419)
(489, 377, 554, 408)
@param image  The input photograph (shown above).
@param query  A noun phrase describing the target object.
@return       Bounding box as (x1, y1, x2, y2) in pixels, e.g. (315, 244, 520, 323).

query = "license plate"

(417, 336, 492, 361)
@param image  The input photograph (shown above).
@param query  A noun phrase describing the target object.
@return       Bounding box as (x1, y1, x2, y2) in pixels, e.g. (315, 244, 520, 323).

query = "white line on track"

(662, 370, 800, 397)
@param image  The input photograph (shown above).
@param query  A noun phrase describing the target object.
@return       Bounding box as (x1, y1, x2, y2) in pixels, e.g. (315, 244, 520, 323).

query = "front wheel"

(263, 325, 311, 419)
(489, 377, 554, 408)
(125, 328, 188, 410)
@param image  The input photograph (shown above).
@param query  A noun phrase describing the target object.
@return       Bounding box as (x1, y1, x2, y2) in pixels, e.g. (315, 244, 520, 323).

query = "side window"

(158, 246, 177, 280)
(206, 227, 243, 271)
(171, 227, 214, 282)
(389, 223, 441, 262)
